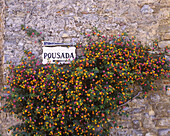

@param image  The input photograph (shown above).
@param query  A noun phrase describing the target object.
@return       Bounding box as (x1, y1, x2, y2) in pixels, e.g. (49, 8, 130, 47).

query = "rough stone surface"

(156, 118, 170, 127)
(164, 33, 170, 40)
(159, 41, 170, 48)
(158, 129, 170, 136)
(145, 132, 157, 136)
(0, 0, 170, 135)
(0, 0, 4, 90)
(110, 89, 170, 136)
(0, 0, 169, 69)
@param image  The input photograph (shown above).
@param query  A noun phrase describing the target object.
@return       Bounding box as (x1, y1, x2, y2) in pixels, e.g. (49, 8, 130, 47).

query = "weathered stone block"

(150, 94, 161, 103)
(132, 107, 145, 114)
(158, 25, 170, 33)
(132, 120, 141, 129)
(141, 5, 154, 14)
(148, 0, 159, 3)
(164, 33, 170, 40)
(159, 41, 170, 48)
(120, 121, 133, 129)
(132, 129, 143, 136)
(63, 38, 71, 43)
(156, 118, 170, 127)
(154, 103, 170, 117)
(158, 129, 170, 136)
(159, 0, 170, 6)
(143, 118, 155, 128)
(145, 132, 157, 136)
(149, 110, 155, 116)
(157, 8, 170, 20)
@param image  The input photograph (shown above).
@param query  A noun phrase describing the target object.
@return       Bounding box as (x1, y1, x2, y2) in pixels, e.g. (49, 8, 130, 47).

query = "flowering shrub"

(66, 30, 169, 135)
(21, 24, 45, 44)
(1, 50, 71, 135)
(0, 29, 169, 136)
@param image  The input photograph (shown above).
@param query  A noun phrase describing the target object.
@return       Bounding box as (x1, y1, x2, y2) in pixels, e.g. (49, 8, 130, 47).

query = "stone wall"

(0, 0, 170, 135)
(110, 80, 170, 136)
(0, 0, 4, 91)
(2, 0, 170, 70)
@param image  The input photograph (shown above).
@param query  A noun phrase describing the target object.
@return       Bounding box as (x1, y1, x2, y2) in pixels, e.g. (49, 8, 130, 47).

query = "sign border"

(42, 42, 77, 65)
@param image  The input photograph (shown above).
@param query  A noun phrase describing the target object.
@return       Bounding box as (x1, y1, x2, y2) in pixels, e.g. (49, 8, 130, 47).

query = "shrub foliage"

(0, 29, 169, 136)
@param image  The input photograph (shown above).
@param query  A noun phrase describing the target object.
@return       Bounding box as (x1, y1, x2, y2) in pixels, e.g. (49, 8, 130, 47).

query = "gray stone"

(156, 118, 170, 127)
(131, 99, 146, 107)
(133, 130, 143, 136)
(18, 41, 24, 49)
(147, 0, 159, 3)
(141, 5, 154, 14)
(121, 121, 133, 129)
(61, 31, 69, 38)
(154, 103, 169, 117)
(157, 8, 170, 20)
(63, 38, 71, 43)
(150, 94, 161, 103)
(158, 25, 170, 33)
(71, 38, 78, 44)
(159, 41, 170, 48)
(132, 107, 145, 114)
(117, 130, 128, 136)
(133, 120, 140, 129)
(164, 33, 170, 40)
(145, 132, 157, 136)
(158, 129, 170, 136)
(149, 110, 155, 116)
(4, 40, 16, 47)
(143, 118, 155, 128)
(68, 30, 77, 37)
(4, 54, 9, 63)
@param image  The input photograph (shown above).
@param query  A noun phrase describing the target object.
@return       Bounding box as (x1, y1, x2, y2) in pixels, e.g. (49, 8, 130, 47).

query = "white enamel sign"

(42, 46, 76, 64)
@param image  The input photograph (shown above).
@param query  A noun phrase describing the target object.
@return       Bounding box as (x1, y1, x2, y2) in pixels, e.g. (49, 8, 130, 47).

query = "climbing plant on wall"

(21, 24, 45, 44)
(0, 28, 169, 135)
